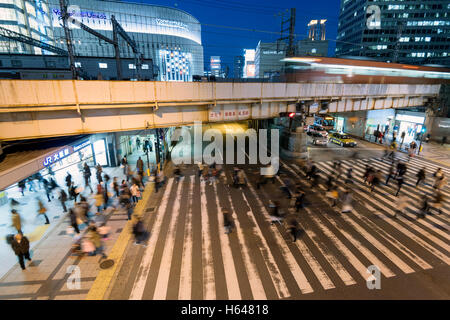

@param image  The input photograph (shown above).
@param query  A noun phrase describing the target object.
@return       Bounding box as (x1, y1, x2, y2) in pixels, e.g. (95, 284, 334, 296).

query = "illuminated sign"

(73, 140, 91, 152)
(156, 19, 189, 31)
(52, 8, 106, 19)
(395, 114, 425, 124)
(262, 50, 284, 55)
(43, 147, 73, 166)
(246, 64, 255, 77)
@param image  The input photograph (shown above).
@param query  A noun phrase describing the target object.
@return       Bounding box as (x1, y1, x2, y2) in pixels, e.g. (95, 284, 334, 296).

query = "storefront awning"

(0, 145, 71, 190)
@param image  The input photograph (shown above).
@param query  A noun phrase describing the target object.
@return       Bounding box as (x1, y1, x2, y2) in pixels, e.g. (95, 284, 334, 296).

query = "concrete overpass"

(0, 80, 441, 141)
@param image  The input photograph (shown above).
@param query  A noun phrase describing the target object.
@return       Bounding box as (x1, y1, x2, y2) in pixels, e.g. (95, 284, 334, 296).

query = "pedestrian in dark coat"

(18, 179, 26, 196)
(11, 234, 32, 270)
(65, 172, 72, 189)
(396, 176, 405, 196)
(416, 168, 426, 187)
(68, 208, 80, 234)
(96, 164, 103, 183)
(136, 157, 144, 177)
(59, 189, 68, 212)
(83, 163, 93, 193)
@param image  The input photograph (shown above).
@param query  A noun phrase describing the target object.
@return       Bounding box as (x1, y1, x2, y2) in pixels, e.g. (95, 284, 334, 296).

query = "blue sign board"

(43, 147, 73, 167)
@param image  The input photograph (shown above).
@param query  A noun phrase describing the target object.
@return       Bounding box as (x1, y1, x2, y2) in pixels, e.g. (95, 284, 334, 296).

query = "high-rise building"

(308, 19, 327, 41)
(335, 0, 449, 66)
(210, 56, 221, 77)
(243, 49, 256, 78)
(297, 19, 329, 56)
(233, 55, 244, 78)
(255, 41, 286, 78)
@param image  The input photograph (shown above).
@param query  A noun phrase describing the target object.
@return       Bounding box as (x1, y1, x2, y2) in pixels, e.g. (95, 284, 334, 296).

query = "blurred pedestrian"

(435, 175, 447, 191)
(68, 208, 80, 234)
(65, 172, 72, 193)
(327, 187, 339, 208)
(37, 198, 50, 224)
(136, 156, 144, 179)
(83, 162, 93, 193)
(417, 196, 430, 219)
(11, 234, 32, 270)
(132, 217, 147, 246)
(345, 168, 353, 185)
(95, 164, 103, 184)
(433, 191, 444, 215)
(130, 182, 141, 204)
(11, 209, 22, 234)
(69, 181, 79, 202)
(18, 180, 26, 196)
(395, 175, 405, 197)
(295, 190, 306, 212)
(223, 209, 233, 234)
(394, 195, 408, 218)
(416, 167, 426, 187)
(136, 137, 141, 151)
(385, 163, 395, 186)
(370, 170, 381, 192)
(288, 218, 300, 242)
(341, 189, 353, 213)
(94, 190, 104, 213)
(58, 188, 68, 212)
(28, 177, 36, 192)
(119, 191, 132, 220)
(87, 225, 106, 258)
(113, 177, 120, 197)
(42, 178, 52, 202)
(121, 156, 128, 175)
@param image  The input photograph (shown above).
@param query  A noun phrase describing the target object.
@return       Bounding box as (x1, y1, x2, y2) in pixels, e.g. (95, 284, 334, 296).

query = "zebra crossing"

(124, 157, 449, 300)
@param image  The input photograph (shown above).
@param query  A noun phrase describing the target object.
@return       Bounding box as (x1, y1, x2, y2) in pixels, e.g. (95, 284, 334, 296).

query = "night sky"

(124, 0, 341, 75)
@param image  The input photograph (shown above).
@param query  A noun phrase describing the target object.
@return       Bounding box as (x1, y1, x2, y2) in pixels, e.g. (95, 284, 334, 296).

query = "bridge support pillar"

(280, 127, 308, 162)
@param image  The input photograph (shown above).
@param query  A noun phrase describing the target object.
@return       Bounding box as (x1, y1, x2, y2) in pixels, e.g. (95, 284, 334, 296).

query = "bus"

(314, 114, 335, 131)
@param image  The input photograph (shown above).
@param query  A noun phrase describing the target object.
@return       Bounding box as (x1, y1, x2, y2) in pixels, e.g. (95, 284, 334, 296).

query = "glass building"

(335, 0, 449, 66)
(0, 0, 55, 55)
(0, 0, 204, 80)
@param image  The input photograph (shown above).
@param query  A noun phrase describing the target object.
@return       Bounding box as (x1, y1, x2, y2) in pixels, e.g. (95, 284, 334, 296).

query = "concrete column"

(280, 126, 308, 162)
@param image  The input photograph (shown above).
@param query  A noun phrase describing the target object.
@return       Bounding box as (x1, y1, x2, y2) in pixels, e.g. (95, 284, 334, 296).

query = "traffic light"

(289, 112, 295, 118)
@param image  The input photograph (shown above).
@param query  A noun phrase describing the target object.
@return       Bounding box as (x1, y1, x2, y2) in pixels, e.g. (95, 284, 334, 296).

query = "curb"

(85, 182, 154, 300)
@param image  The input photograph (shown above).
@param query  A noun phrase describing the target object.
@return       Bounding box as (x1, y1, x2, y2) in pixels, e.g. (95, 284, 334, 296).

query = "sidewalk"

(0, 172, 154, 300)
(0, 147, 155, 280)
(362, 134, 450, 167)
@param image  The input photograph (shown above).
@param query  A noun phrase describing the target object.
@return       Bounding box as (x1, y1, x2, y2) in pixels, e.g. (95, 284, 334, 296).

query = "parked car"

(311, 132, 328, 146)
(329, 132, 357, 147)
(306, 125, 328, 137)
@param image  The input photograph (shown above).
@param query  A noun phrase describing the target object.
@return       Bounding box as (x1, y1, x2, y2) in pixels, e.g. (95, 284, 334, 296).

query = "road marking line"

(213, 183, 242, 300)
(178, 176, 195, 300)
(224, 180, 267, 300)
(244, 173, 316, 294)
(129, 178, 174, 300)
(86, 182, 154, 300)
(200, 180, 216, 300)
(152, 178, 184, 300)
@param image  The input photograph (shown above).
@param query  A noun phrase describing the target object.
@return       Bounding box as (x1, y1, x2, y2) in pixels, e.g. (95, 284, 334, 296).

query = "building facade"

(335, 0, 449, 66)
(233, 55, 244, 78)
(254, 42, 286, 78)
(0, 0, 204, 80)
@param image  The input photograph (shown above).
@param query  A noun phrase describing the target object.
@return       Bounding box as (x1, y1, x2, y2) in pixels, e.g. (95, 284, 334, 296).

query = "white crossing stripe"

(152, 178, 184, 299)
(200, 180, 216, 300)
(129, 178, 174, 300)
(299, 225, 357, 286)
(240, 192, 291, 298)
(178, 176, 195, 300)
(212, 183, 242, 300)
(224, 179, 267, 299)
(341, 159, 450, 240)
(243, 173, 314, 294)
(318, 162, 450, 265)
(282, 161, 432, 271)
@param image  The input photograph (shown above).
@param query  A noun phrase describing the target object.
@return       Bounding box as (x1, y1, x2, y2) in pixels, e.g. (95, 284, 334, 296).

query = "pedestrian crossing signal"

(289, 112, 295, 118)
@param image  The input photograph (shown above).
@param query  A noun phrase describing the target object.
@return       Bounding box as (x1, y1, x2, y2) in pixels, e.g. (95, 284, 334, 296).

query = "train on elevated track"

(281, 56, 450, 84)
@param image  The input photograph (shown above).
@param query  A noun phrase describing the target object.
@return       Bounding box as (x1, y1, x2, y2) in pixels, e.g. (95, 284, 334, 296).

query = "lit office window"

(99, 63, 108, 69)
(75, 62, 81, 68)
(128, 64, 136, 69)
(142, 64, 149, 69)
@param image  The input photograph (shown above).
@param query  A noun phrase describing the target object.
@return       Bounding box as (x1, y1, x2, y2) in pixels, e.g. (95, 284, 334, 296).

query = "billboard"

(243, 49, 255, 78)
(210, 56, 221, 70)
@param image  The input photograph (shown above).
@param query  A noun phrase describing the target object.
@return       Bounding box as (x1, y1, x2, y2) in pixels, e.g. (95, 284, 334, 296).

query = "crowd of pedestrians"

(7, 158, 151, 270)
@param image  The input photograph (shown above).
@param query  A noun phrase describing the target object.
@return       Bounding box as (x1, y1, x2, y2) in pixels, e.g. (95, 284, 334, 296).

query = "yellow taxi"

(329, 131, 357, 147)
